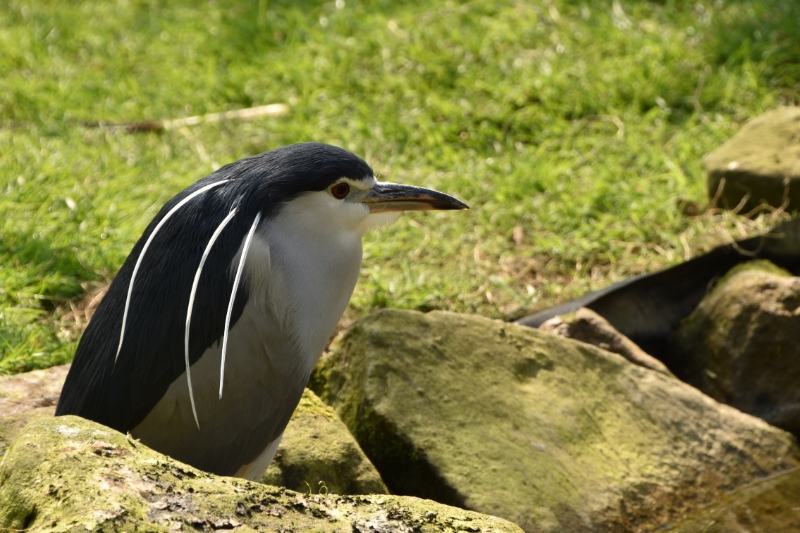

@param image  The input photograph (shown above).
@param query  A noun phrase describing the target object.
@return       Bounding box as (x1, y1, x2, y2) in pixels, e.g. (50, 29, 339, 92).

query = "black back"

(56, 143, 373, 434)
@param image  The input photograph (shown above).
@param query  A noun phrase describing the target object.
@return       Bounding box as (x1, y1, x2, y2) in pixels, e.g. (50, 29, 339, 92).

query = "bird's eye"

(331, 182, 350, 199)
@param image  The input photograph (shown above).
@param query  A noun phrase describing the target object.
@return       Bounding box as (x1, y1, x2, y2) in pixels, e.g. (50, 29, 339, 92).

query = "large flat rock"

(0, 415, 522, 532)
(311, 309, 800, 532)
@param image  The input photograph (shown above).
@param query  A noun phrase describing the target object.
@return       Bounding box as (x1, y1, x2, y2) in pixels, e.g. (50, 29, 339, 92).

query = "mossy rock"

(0, 415, 523, 532)
(705, 107, 800, 213)
(710, 259, 791, 294)
(262, 388, 388, 495)
(312, 309, 800, 533)
(0, 365, 386, 496)
(668, 264, 800, 435)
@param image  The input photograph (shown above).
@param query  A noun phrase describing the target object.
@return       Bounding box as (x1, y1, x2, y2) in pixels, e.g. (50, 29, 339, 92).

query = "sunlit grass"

(1, 0, 798, 372)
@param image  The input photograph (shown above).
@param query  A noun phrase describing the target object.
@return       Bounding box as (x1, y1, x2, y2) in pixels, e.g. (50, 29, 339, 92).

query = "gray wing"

(130, 283, 309, 477)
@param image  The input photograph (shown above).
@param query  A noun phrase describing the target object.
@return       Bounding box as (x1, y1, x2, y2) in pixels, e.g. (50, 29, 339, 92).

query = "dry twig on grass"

(88, 103, 290, 133)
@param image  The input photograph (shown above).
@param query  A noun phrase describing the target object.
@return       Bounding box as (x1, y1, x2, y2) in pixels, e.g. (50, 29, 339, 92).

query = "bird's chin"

(359, 211, 402, 233)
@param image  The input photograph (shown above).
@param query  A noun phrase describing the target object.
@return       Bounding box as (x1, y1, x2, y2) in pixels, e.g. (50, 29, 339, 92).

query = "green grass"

(1, 0, 798, 373)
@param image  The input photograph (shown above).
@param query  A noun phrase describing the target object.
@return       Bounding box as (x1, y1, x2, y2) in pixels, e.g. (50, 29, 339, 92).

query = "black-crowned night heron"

(56, 142, 467, 480)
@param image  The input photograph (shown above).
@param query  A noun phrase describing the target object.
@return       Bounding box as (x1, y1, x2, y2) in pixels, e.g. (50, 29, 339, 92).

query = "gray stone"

(0, 415, 523, 532)
(312, 309, 800, 533)
(668, 261, 800, 435)
(705, 107, 800, 213)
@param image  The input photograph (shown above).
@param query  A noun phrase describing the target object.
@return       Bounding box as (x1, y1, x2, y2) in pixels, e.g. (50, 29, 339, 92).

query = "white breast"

(255, 191, 366, 364)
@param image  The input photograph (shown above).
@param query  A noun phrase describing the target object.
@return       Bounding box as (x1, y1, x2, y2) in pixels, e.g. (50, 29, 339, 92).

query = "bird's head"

(289, 171, 471, 237)
(216, 143, 468, 238)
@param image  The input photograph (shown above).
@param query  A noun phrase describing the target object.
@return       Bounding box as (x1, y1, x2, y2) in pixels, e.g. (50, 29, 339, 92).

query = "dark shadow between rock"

(516, 216, 800, 363)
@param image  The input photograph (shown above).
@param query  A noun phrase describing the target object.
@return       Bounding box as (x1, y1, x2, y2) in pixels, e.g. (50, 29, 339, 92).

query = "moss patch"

(0, 415, 523, 532)
(713, 259, 791, 293)
(668, 267, 800, 435)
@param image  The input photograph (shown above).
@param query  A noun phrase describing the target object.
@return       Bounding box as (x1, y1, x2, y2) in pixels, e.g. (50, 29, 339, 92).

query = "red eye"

(331, 182, 350, 199)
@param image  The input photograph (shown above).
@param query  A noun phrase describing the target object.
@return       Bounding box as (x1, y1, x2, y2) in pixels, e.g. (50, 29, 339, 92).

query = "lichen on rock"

(0, 366, 387, 498)
(670, 467, 800, 533)
(0, 415, 523, 532)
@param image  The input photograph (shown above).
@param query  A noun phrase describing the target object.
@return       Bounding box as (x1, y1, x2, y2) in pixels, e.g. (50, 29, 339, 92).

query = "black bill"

(360, 182, 469, 212)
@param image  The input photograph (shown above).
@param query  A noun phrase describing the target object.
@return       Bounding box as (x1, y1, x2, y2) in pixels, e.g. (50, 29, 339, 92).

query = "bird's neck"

(247, 220, 363, 372)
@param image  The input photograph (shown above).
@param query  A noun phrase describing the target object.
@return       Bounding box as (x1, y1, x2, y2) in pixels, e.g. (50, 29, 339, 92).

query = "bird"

(56, 142, 468, 481)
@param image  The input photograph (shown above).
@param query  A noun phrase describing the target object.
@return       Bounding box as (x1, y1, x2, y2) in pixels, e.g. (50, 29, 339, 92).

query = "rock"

(262, 389, 388, 495)
(0, 364, 69, 457)
(0, 415, 523, 533)
(539, 307, 673, 376)
(705, 107, 800, 213)
(311, 309, 800, 533)
(0, 364, 386, 495)
(667, 261, 800, 435)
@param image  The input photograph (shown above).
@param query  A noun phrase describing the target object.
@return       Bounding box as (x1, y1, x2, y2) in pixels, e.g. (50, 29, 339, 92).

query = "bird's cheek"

(359, 211, 401, 234)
